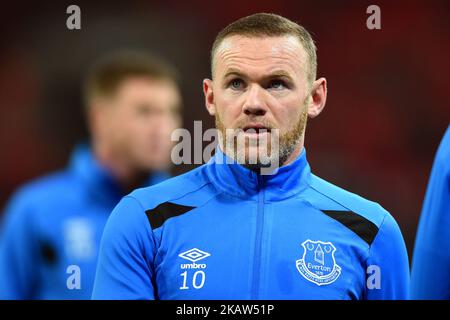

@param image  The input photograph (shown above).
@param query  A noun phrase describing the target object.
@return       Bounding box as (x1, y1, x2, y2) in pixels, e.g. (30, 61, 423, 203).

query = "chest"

(152, 200, 369, 299)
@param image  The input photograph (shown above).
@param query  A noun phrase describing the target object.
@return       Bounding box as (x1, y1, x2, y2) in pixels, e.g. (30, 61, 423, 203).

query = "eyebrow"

(223, 68, 295, 82)
(223, 68, 246, 79)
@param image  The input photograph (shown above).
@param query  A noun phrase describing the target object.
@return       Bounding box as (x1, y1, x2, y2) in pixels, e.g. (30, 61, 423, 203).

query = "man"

(0, 51, 182, 299)
(92, 13, 409, 299)
(411, 125, 450, 299)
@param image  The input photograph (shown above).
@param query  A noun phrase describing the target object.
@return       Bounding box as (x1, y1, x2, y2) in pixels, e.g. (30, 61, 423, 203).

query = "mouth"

(241, 124, 272, 134)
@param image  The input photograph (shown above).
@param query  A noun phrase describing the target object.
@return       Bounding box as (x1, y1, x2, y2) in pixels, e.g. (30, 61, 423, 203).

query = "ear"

(307, 77, 327, 118)
(87, 100, 101, 135)
(203, 78, 216, 116)
(88, 98, 110, 139)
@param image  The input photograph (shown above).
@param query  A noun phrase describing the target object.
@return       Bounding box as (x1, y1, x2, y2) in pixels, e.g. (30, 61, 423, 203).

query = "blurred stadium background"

(0, 0, 449, 259)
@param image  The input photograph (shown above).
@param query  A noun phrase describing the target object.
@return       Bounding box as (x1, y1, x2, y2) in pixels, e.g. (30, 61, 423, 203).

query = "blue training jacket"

(92, 147, 409, 300)
(411, 124, 450, 299)
(0, 145, 168, 299)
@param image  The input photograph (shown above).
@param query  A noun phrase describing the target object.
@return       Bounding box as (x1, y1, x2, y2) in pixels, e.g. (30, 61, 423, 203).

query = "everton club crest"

(296, 240, 341, 286)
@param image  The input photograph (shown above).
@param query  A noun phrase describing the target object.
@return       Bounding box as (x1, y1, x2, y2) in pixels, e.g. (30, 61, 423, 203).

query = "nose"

(242, 85, 268, 116)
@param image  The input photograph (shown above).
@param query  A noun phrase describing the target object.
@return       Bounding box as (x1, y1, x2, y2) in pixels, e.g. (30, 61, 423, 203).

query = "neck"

(280, 132, 305, 167)
(282, 145, 303, 167)
(93, 142, 149, 194)
(209, 140, 311, 201)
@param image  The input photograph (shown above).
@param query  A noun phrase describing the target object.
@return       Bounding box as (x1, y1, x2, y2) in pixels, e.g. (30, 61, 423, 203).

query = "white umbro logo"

(178, 248, 211, 263)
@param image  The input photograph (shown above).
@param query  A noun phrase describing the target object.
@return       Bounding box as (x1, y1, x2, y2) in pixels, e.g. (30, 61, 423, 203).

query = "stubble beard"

(215, 101, 308, 171)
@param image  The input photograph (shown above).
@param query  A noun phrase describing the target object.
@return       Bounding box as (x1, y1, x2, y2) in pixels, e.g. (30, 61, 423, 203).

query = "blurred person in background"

(411, 124, 450, 299)
(0, 50, 182, 299)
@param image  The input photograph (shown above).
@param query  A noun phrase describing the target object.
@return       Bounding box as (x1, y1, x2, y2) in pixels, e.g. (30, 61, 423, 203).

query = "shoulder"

(1, 169, 79, 231)
(127, 164, 219, 212)
(304, 174, 404, 247)
(307, 174, 389, 228)
(102, 165, 217, 244)
(106, 164, 221, 232)
(5, 169, 77, 211)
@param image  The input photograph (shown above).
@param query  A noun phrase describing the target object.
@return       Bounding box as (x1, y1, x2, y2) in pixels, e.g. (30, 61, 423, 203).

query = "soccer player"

(0, 51, 182, 299)
(92, 13, 409, 300)
(411, 125, 450, 299)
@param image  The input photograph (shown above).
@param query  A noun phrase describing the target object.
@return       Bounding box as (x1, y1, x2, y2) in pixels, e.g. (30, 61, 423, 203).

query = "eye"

(136, 105, 157, 117)
(229, 78, 244, 90)
(268, 79, 286, 90)
(136, 106, 150, 115)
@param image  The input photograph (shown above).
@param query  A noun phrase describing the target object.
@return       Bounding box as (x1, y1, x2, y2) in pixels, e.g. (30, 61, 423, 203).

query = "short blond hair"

(211, 13, 317, 84)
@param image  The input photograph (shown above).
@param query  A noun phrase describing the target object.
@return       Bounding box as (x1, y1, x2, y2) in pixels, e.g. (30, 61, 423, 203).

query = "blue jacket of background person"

(0, 144, 169, 299)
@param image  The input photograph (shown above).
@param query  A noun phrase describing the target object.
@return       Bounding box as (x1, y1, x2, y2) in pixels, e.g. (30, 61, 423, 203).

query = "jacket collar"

(69, 144, 169, 206)
(205, 147, 311, 201)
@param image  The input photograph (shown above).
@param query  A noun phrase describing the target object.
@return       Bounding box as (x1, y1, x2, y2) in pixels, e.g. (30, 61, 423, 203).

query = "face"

(94, 76, 181, 171)
(204, 35, 326, 168)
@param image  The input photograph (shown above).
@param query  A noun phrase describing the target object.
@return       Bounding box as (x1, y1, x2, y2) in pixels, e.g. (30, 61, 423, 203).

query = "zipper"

(251, 174, 265, 299)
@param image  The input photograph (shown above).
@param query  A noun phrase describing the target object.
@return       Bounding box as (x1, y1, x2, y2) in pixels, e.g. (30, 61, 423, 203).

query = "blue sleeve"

(411, 125, 450, 299)
(92, 196, 156, 300)
(365, 213, 410, 300)
(0, 191, 41, 299)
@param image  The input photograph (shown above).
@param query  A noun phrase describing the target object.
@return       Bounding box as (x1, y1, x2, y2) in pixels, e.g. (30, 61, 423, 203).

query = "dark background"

(0, 0, 449, 260)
